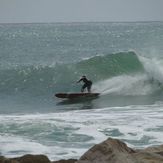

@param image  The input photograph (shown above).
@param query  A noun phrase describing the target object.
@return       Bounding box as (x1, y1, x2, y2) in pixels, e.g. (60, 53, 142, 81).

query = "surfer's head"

(82, 75, 86, 78)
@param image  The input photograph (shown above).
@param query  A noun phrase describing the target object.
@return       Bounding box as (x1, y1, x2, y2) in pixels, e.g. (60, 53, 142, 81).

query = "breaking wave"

(0, 51, 162, 97)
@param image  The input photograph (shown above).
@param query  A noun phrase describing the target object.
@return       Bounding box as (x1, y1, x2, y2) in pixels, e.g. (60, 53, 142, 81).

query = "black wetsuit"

(78, 77, 92, 92)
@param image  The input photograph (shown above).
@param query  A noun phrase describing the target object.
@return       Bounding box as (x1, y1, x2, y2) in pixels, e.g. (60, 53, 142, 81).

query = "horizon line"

(0, 20, 163, 25)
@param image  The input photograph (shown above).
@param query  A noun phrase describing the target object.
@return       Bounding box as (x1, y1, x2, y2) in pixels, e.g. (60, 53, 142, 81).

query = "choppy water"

(0, 22, 163, 160)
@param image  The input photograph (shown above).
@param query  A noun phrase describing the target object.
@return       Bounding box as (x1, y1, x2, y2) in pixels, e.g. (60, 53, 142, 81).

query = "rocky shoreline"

(1, 138, 163, 163)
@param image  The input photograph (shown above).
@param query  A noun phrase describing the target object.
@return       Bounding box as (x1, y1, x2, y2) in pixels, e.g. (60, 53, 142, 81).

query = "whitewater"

(0, 22, 163, 160)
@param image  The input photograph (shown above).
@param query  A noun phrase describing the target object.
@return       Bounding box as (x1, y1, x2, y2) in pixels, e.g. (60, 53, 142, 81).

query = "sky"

(0, 0, 163, 23)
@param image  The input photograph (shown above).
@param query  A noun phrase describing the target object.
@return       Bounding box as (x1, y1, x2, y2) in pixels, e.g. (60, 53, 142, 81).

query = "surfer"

(77, 75, 92, 93)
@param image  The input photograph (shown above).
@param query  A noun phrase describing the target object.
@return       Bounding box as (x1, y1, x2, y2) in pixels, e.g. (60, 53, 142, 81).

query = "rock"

(132, 151, 163, 163)
(52, 159, 77, 163)
(0, 156, 19, 163)
(136, 144, 163, 163)
(77, 138, 163, 163)
(77, 138, 136, 163)
(0, 155, 77, 163)
(0, 155, 50, 163)
(144, 145, 163, 154)
(14, 154, 51, 163)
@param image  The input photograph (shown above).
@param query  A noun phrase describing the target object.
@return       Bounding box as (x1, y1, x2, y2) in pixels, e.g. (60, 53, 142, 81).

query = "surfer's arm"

(77, 78, 82, 83)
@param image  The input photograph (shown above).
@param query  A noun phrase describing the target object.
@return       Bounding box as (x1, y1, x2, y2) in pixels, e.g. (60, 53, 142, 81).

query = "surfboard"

(55, 92, 100, 99)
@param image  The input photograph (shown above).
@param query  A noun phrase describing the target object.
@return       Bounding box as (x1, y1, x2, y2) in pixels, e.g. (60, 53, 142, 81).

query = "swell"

(0, 51, 144, 96)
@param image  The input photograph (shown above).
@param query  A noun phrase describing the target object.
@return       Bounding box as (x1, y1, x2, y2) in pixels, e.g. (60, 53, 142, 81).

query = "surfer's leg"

(87, 82, 92, 93)
(81, 88, 84, 92)
(87, 85, 91, 93)
(81, 84, 87, 92)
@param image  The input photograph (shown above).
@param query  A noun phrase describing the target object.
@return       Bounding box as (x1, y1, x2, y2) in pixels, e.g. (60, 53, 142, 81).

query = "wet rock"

(52, 159, 77, 163)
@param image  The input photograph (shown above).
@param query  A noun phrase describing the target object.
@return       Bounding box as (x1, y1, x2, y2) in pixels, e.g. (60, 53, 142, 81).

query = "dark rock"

(0, 156, 19, 163)
(52, 159, 77, 163)
(14, 154, 50, 163)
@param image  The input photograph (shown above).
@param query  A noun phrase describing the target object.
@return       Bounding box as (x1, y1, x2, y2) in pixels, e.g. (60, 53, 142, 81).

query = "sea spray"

(138, 55, 163, 84)
(93, 74, 154, 96)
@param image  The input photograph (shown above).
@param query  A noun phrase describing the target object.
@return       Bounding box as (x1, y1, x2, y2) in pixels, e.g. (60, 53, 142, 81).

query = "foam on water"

(0, 135, 49, 156)
(1, 103, 163, 160)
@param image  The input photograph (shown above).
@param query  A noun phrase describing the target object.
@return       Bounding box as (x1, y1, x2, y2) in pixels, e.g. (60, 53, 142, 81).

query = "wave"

(93, 73, 163, 96)
(0, 51, 162, 97)
(138, 55, 163, 84)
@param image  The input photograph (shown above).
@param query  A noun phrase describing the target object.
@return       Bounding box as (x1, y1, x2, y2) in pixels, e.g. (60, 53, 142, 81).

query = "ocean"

(0, 22, 163, 161)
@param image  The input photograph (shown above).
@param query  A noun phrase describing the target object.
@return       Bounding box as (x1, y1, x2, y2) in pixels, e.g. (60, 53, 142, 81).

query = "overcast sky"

(0, 0, 163, 23)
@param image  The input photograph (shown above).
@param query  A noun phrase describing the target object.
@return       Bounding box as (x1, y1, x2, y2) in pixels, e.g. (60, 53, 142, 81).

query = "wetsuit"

(78, 76, 92, 93)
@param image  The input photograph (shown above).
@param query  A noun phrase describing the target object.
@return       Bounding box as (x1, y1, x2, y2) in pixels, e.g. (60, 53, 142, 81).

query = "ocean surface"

(0, 22, 163, 160)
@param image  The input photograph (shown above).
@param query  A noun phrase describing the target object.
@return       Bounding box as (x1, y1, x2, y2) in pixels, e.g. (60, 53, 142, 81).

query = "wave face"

(0, 51, 144, 96)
